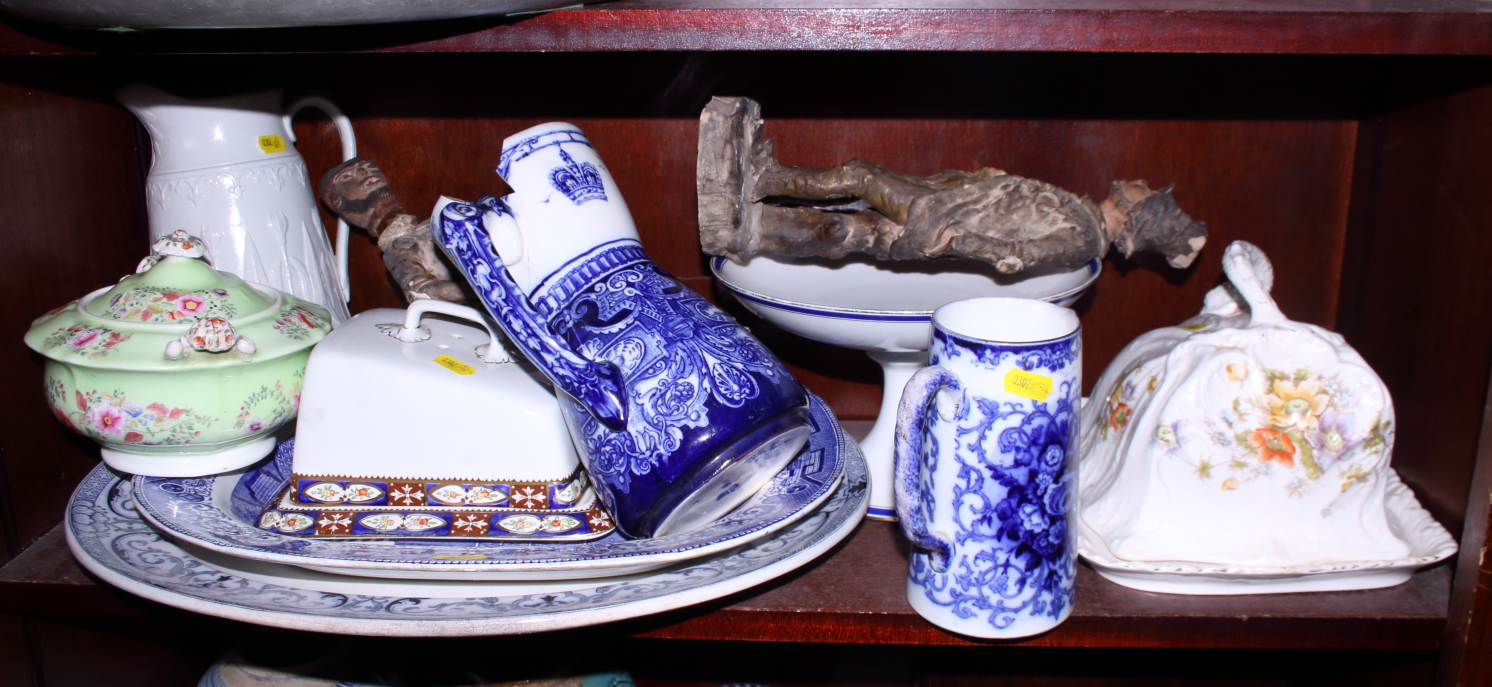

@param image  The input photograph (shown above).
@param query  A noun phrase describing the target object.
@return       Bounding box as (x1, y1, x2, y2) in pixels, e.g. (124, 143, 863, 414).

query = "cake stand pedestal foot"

(862, 349, 930, 521)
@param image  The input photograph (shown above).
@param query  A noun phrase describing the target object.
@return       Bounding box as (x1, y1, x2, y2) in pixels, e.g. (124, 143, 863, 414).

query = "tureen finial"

(151, 230, 208, 259)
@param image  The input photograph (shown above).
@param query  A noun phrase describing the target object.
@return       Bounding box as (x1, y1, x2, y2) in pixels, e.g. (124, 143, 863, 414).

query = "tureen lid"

(86, 230, 275, 323)
(26, 229, 331, 371)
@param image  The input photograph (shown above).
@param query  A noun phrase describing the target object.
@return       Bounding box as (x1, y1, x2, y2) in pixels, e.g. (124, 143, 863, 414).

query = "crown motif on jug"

(548, 149, 607, 205)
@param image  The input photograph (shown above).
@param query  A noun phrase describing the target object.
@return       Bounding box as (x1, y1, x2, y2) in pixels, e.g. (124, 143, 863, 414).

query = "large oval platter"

(132, 394, 848, 580)
(66, 445, 868, 636)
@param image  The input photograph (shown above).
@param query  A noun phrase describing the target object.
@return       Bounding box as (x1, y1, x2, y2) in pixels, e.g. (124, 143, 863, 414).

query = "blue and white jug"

(433, 123, 812, 538)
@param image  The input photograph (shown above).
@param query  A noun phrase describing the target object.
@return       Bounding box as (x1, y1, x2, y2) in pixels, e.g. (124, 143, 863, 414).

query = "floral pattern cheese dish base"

(131, 393, 850, 580)
(66, 439, 868, 636)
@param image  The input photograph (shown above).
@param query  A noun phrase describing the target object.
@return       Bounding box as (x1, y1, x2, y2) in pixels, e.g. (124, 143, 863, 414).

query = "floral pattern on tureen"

(39, 324, 132, 358)
(23, 229, 330, 477)
(98, 286, 239, 324)
(48, 378, 214, 446)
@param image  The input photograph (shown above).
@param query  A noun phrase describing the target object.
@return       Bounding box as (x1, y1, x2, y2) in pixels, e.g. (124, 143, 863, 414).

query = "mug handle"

(894, 365, 963, 574)
(392, 300, 513, 365)
(283, 96, 357, 305)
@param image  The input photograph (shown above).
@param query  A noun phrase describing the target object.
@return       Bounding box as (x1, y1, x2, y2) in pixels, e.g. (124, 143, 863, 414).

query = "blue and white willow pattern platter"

(130, 394, 848, 581)
(67, 439, 867, 636)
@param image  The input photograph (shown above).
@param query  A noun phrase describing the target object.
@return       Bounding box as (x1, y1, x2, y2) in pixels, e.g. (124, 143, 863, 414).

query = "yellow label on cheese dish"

(435, 554, 490, 560)
(1004, 368, 1053, 402)
(434, 355, 476, 376)
(257, 135, 287, 153)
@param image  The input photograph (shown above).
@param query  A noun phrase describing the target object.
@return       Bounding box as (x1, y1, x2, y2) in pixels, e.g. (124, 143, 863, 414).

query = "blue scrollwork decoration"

(908, 384, 1078, 631)
(434, 195, 809, 537)
(897, 327, 1079, 634)
(432, 198, 629, 430)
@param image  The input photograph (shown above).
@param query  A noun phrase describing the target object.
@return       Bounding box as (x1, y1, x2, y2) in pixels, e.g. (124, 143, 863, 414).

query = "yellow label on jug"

(257, 135, 287, 154)
(1004, 368, 1053, 402)
(434, 355, 476, 376)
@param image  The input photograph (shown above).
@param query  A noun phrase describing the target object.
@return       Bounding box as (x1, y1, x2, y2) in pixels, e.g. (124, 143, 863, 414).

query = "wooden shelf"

(0, 518, 1452, 649)
(0, 423, 1453, 650)
(1, 9, 1489, 682)
(1, 1, 1492, 56)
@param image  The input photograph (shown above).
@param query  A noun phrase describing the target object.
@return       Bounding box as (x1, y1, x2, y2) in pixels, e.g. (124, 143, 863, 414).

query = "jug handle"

(431, 197, 629, 431)
(283, 96, 356, 305)
(894, 365, 962, 574)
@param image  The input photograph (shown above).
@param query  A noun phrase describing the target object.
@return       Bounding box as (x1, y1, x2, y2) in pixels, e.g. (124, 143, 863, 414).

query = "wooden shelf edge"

(637, 609, 1447, 650)
(2, 7, 1492, 56)
(0, 524, 148, 617)
(0, 514, 1452, 649)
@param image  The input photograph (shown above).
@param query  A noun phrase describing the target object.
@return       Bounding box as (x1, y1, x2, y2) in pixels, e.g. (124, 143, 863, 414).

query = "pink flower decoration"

(176, 295, 205, 315)
(247, 418, 264, 432)
(68, 329, 100, 348)
(88, 404, 127, 436)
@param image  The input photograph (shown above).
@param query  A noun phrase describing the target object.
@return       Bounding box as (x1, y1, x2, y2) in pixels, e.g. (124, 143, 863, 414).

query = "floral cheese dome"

(1077, 241, 1454, 593)
(24, 230, 331, 478)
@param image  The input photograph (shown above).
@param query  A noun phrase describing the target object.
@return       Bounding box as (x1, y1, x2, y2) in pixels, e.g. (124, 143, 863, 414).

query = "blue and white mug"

(894, 297, 1081, 638)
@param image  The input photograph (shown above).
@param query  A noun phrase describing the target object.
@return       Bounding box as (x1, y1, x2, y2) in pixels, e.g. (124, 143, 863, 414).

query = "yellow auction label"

(1004, 368, 1053, 402)
(435, 554, 490, 560)
(434, 355, 477, 376)
(257, 135, 287, 154)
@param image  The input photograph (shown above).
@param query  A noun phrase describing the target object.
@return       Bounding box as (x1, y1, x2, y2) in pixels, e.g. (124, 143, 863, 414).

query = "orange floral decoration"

(1249, 428, 1296, 468)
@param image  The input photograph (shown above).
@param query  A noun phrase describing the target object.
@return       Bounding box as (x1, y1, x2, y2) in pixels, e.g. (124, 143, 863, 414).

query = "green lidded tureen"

(25, 230, 331, 477)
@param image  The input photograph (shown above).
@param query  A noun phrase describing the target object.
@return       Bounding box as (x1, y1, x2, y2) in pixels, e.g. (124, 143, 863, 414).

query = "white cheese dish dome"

(1078, 241, 1452, 585)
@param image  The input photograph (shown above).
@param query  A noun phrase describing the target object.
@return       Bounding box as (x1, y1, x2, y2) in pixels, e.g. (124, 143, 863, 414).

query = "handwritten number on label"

(435, 355, 476, 376)
(258, 135, 287, 154)
(1004, 368, 1052, 402)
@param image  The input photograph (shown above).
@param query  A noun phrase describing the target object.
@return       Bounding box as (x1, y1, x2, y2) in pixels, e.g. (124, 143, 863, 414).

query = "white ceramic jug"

(118, 84, 356, 324)
(432, 123, 813, 538)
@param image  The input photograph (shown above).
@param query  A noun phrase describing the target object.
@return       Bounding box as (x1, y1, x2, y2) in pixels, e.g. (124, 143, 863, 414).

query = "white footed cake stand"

(714, 254, 1099, 520)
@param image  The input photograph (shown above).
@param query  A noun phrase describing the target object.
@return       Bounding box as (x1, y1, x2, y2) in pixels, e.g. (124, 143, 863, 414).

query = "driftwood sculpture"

(698, 96, 1208, 274)
(319, 158, 467, 304)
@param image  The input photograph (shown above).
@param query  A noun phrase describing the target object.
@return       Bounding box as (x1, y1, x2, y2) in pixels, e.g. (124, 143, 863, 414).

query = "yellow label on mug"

(434, 355, 476, 376)
(1004, 368, 1053, 402)
(257, 135, 287, 153)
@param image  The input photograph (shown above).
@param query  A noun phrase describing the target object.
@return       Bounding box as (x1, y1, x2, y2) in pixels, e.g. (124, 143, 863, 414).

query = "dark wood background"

(1, 15, 1491, 686)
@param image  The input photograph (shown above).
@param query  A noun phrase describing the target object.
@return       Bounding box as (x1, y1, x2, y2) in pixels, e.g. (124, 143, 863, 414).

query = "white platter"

(1077, 469, 1457, 595)
(67, 443, 868, 636)
(132, 394, 848, 581)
